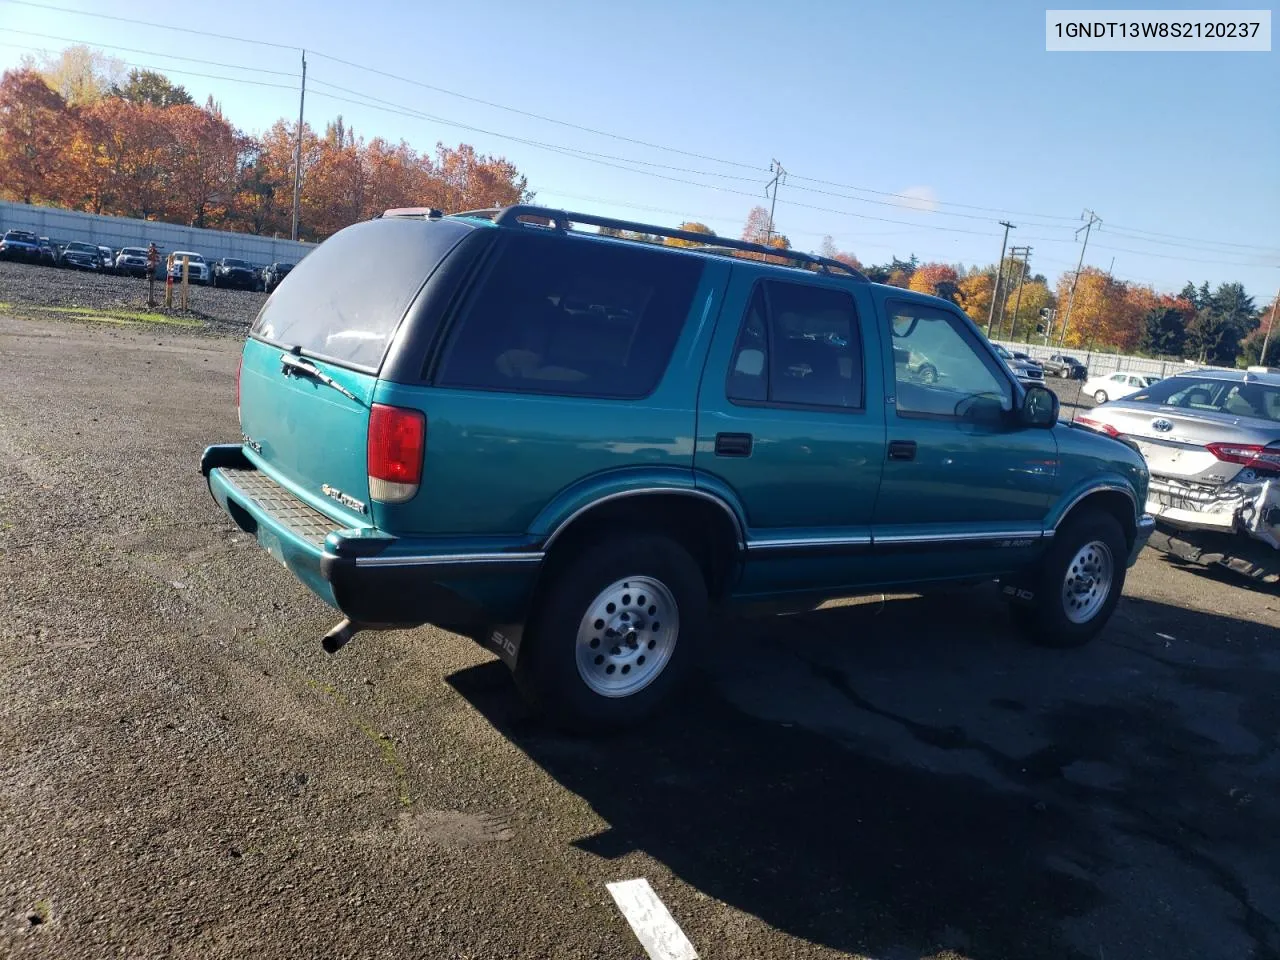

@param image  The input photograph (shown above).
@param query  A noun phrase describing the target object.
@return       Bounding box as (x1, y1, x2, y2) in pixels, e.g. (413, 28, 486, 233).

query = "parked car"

(115, 246, 152, 277)
(1075, 369, 1279, 582)
(0, 229, 42, 262)
(200, 205, 1154, 730)
(169, 251, 210, 285)
(1041, 353, 1088, 380)
(39, 238, 61, 266)
(211, 257, 260, 290)
(993, 343, 1047, 386)
(60, 241, 104, 271)
(262, 261, 295, 293)
(1084, 370, 1161, 405)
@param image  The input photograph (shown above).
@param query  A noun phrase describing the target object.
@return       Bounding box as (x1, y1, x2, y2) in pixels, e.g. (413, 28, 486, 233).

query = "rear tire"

(515, 534, 709, 732)
(1010, 509, 1128, 648)
(1093, 389, 1108, 404)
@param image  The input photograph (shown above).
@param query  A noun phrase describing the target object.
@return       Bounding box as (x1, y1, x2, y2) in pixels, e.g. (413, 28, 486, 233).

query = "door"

(695, 273, 887, 595)
(871, 295, 1058, 581)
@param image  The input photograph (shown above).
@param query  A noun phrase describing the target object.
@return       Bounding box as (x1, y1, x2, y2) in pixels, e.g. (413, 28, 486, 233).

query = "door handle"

(887, 440, 917, 461)
(715, 432, 753, 457)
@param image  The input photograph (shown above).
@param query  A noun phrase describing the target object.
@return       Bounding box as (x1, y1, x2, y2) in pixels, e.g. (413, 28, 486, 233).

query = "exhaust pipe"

(321, 618, 359, 654)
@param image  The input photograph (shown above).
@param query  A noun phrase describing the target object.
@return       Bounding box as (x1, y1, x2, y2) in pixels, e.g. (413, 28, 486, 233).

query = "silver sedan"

(1075, 368, 1280, 581)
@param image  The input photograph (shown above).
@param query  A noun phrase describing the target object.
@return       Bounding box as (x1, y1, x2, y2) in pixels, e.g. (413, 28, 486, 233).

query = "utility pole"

(985, 220, 1016, 337)
(764, 159, 786, 245)
(1261, 285, 1280, 367)
(291, 49, 307, 243)
(1057, 209, 1102, 347)
(1006, 245, 1032, 340)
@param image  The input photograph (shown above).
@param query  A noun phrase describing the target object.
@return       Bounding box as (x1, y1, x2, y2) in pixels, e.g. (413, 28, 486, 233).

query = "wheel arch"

(1053, 484, 1138, 549)
(533, 485, 746, 605)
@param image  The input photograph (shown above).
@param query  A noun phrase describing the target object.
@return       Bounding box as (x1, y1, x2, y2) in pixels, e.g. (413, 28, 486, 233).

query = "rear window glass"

(1132, 376, 1280, 422)
(250, 218, 472, 371)
(435, 232, 704, 399)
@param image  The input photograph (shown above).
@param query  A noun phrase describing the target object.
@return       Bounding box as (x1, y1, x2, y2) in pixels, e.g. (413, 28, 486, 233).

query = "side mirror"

(1021, 385, 1059, 428)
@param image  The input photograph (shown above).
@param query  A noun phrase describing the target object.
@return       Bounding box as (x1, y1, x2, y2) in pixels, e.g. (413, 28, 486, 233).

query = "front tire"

(515, 534, 709, 731)
(1010, 509, 1128, 648)
(1093, 389, 1108, 404)
(917, 363, 938, 385)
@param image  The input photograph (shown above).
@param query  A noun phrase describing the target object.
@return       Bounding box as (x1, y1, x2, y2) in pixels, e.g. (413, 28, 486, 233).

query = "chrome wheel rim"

(1062, 539, 1114, 624)
(575, 576, 679, 698)
(1094, 390, 1107, 403)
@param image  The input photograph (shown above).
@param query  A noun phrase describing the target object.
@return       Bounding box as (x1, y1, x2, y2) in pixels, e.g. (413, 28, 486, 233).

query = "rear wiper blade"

(279, 353, 362, 404)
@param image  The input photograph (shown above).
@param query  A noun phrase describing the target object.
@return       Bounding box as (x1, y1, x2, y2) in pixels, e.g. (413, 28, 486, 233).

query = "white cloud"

(893, 186, 939, 214)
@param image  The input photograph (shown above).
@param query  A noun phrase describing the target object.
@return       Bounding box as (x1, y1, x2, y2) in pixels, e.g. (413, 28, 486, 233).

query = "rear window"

(435, 232, 704, 399)
(1132, 376, 1280, 422)
(250, 218, 472, 371)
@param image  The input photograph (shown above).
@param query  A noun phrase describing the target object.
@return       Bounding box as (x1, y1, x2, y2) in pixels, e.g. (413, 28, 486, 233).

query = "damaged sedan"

(1076, 368, 1280, 583)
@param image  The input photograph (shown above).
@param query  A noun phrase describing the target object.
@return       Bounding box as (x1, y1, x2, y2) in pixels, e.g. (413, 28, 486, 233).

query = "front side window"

(887, 300, 1013, 420)
(726, 280, 864, 409)
(436, 232, 704, 399)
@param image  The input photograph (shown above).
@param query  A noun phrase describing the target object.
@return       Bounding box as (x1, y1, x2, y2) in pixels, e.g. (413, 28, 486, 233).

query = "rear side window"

(726, 280, 865, 410)
(250, 218, 473, 371)
(435, 232, 704, 399)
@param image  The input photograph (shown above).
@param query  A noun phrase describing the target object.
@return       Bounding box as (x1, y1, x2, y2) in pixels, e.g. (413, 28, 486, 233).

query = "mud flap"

(999, 578, 1036, 604)
(480, 624, 526, 671)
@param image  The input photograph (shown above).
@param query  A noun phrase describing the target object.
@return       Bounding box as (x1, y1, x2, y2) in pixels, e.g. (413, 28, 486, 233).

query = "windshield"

(121, 248, 147, 256)
(1130, 376, 1280, 422)
(224, 259, 250, 268)
(67, 242, 97, 253)
(5, 231, 37, 242)
(993, 344, 1012, 358)
(175, 254, 204, 263)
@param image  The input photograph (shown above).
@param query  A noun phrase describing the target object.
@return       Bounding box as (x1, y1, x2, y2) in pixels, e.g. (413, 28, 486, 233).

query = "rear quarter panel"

(373, 261, 732, 536)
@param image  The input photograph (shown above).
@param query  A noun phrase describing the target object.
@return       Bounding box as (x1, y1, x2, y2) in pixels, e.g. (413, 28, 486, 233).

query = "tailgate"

(238, 337, 375, 526)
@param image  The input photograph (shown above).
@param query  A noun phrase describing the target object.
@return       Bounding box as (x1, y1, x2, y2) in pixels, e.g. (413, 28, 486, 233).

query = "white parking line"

(606, 878, 699, 960)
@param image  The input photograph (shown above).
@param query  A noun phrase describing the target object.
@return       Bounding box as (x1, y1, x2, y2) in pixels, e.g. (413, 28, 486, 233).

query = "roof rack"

(450, 204, 869, 281)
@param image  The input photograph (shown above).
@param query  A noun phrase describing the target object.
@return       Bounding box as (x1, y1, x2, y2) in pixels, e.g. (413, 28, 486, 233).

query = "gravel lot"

(1, 307, 1278, 960)
(0, 259, 263, 334)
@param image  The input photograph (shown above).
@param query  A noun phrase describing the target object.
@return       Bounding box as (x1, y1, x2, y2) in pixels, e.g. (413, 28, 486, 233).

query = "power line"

(4, 28, 300, 76)
(3, 1, 1273, 265)
(0, 0, 297, 50)
(0, 43, 300, 90)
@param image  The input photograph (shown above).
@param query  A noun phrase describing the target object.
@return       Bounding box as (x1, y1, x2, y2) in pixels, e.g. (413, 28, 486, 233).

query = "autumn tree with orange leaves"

(0, 57, 532, 242)
(907, 263, 959, 300)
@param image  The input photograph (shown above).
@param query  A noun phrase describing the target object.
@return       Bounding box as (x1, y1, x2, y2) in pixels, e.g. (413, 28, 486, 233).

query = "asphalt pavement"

(1, 312, 1277, 960)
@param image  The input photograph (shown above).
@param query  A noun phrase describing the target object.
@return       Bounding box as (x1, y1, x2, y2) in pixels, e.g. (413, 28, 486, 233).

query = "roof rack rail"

(450, 204, 868, 281)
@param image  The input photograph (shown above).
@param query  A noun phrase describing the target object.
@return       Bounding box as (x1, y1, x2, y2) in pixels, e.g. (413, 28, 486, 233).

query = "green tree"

(111, 69, 193, 108)
(1138, 307, 1187, 357)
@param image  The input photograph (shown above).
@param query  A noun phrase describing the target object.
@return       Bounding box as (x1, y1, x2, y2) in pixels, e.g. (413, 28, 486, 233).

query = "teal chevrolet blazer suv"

(200, 205, 1155, 730)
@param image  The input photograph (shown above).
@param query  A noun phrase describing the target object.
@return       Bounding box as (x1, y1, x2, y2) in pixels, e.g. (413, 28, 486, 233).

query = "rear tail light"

(1206, 442, 1280, 470)
(1075, 416, 1120, 438)
(368, 403, 426, 504)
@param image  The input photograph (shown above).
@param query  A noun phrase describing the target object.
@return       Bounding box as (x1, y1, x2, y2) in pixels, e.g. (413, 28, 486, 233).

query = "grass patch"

(304, 677, 412, 806)
(38, 305, 199, 327)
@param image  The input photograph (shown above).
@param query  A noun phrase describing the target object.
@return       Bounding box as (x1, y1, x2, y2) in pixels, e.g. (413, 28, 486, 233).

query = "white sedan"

(1083, 370, 1161, 404)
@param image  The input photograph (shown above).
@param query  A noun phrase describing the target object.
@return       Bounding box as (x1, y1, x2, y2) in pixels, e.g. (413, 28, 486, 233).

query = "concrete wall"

(0, 201, 315, 266)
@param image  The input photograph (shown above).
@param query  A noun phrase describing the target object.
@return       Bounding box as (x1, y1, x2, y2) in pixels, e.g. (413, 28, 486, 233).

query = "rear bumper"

(200, 444, 541, 635)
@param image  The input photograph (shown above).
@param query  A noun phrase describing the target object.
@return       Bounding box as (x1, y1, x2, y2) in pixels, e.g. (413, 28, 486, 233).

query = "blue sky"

(2, 0, 1276, 301)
